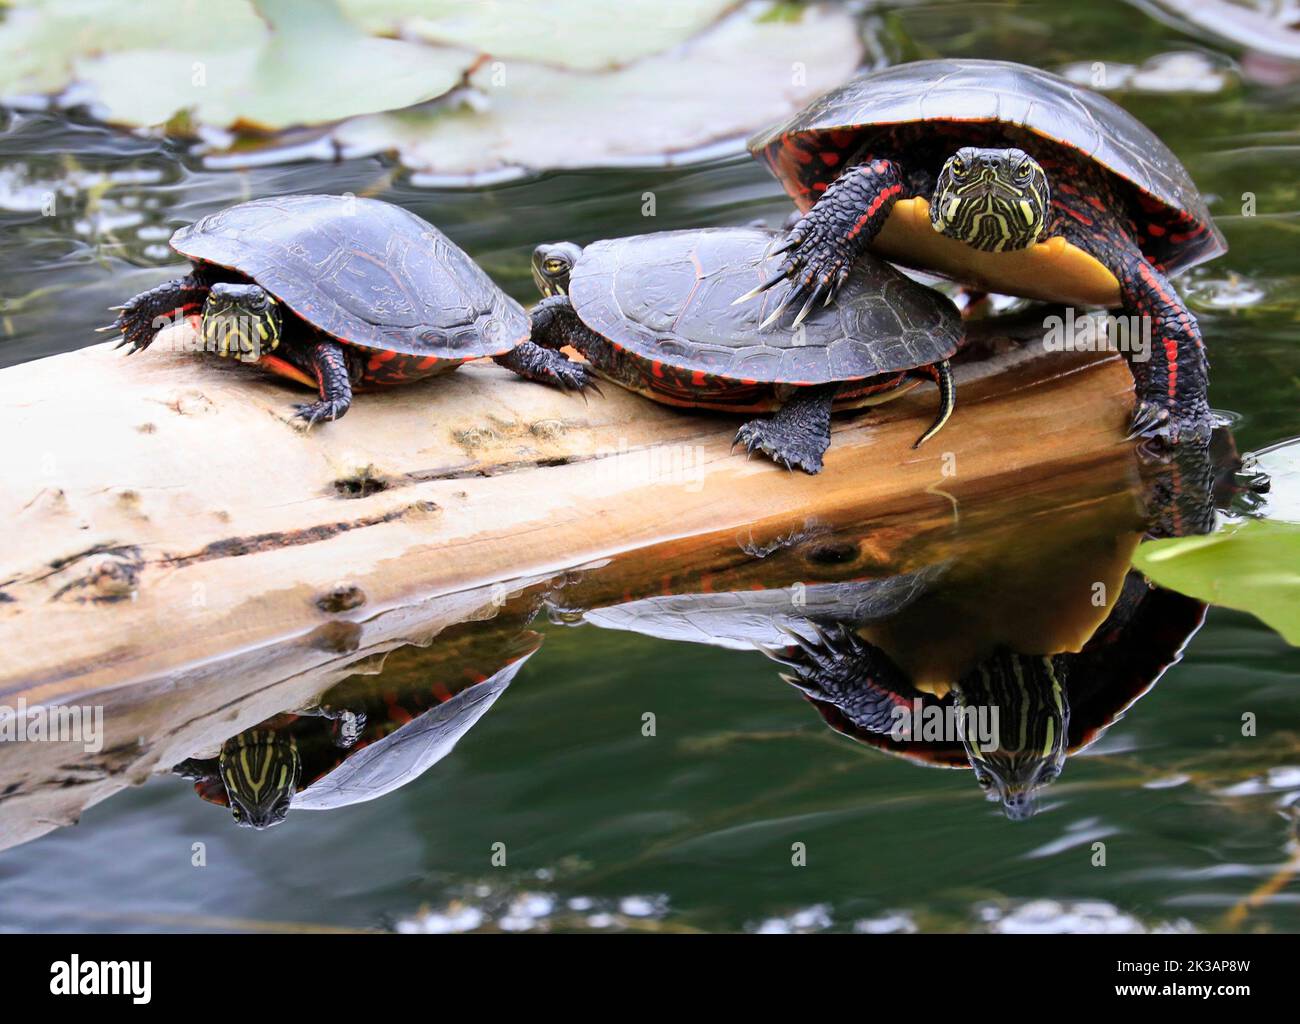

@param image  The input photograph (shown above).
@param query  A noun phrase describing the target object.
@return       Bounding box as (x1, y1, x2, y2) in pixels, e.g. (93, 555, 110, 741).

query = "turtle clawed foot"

(555, 358, 598, 395)
(1126, 400, 1171, 443)
(292, 400, 349, 429)
(494, 343, 596, 396)
(104, 298, 162, 354)
(1127, 401, 1211, 450)
(749, 231, 853, 329)
(733, 419, 824, 475)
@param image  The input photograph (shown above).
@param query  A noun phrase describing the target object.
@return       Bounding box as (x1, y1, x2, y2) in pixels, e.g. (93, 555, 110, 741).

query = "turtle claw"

(552, 358, 595, 395)
(758, 295, 794, 331)
(791, 279, 831, 328)
(733, 418, 824, 474)
(1126, 400, 1173, 443)
(292, 400, 348, 429)
(767, 236, 799, 257)
(732, 271, 787, 308)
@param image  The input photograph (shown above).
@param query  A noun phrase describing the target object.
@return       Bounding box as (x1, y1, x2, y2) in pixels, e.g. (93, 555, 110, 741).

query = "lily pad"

(1145, 0, 1300, 63)
(333, 2, 863, 180)
(0, 0, 471, 131)
(0, 0, 264, 97)
(1133, 438, 1300, 645)
(1133, 520, 1300, 644)
(343, 0, 739, 71)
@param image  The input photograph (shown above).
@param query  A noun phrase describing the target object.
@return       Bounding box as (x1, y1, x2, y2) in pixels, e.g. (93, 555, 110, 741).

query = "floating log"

(0, 316, 1138, 850)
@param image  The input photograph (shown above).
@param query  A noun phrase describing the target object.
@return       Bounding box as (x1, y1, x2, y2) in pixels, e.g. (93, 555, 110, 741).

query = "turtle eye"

(543, 258, 567, 274)
(1016, 162, 1032, 180)
(951, 156, 967, 175)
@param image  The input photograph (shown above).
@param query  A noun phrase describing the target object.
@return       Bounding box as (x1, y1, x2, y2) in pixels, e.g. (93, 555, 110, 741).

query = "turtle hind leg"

(734, 384, 837, 474)
(292, 340, 353, 428)
(494, 340, 594, 393)
(103, 272, 213, 354)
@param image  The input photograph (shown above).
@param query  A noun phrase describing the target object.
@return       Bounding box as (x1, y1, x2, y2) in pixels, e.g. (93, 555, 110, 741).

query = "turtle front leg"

(734, 384, 838, 474)
(741, 159, 908, 328)
(101, 272, 212, 354)
(1114, 249, 1212, 445)
(293, 340, 353, 428)
(493, 341, 593, 392)
(503, 293, 605, 392)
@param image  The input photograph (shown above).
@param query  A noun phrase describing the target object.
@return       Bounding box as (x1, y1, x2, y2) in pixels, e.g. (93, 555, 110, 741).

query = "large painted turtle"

(574, 431, 1251, 819)
(743, 59, 1226, 444)
(529, 227, 962, 474)
(764, 572, 1207, 819)
(104, 194, 590, 426)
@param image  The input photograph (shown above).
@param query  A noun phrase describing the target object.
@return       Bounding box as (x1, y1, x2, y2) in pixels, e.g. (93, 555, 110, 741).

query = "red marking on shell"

(1059, 205, 1094, 227)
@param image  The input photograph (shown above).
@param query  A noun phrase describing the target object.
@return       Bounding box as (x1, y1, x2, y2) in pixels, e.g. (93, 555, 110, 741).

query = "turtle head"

(929, 147, 1050, 253)
(202, 282, 282, 363)
(217, 729, 300, 830)
(531, 242, 583, 298)
(955, 652, 1069, 821)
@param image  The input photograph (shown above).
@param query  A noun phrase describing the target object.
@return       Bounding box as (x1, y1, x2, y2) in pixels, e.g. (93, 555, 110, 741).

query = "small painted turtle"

(529, 227, 962, 474)
(104, 194, 590, 425)
(743, 59, 1225, 444)
(174, 636, 538, 829)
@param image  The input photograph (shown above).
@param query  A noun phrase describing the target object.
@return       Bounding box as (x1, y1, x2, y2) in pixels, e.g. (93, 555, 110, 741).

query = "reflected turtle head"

(217, 729, 301, 830)
(956, 652, 1070, 821)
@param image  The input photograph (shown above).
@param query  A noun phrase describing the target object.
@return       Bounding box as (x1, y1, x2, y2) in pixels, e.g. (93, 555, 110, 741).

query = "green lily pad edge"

(1133, 519, 1300, 645)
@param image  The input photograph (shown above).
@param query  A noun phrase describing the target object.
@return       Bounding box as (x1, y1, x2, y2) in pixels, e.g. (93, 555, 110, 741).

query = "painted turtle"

(764, 572, 1207, 820)
(744, 59, 1226, 444)
(104, 194, 590, 425)
(529, 227, 962, 474)
(174, 634, 538, 829)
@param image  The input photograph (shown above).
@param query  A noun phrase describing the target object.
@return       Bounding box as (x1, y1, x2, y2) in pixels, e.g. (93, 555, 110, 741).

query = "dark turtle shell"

(568, 227, 961, 384)
(809, 573, 1208, 768)
(749, 59, 1226, 276)
(171, 194, 527, 358)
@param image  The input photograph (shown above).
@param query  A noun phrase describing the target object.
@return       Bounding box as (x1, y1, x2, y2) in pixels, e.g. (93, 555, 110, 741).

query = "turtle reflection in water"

(580, 432, 1263, 819)
(772, 432, 1265, 818)
(174, 634, 540, 830)
(766, 572, 1206, 819)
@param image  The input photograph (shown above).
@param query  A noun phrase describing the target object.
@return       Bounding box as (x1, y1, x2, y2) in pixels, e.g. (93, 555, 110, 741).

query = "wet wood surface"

(0, 316, 1140, 850)
(1, 319, 1136, 701)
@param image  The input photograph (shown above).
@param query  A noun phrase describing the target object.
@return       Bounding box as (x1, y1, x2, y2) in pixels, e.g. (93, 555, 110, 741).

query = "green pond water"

(2, 0, 1299, 933)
